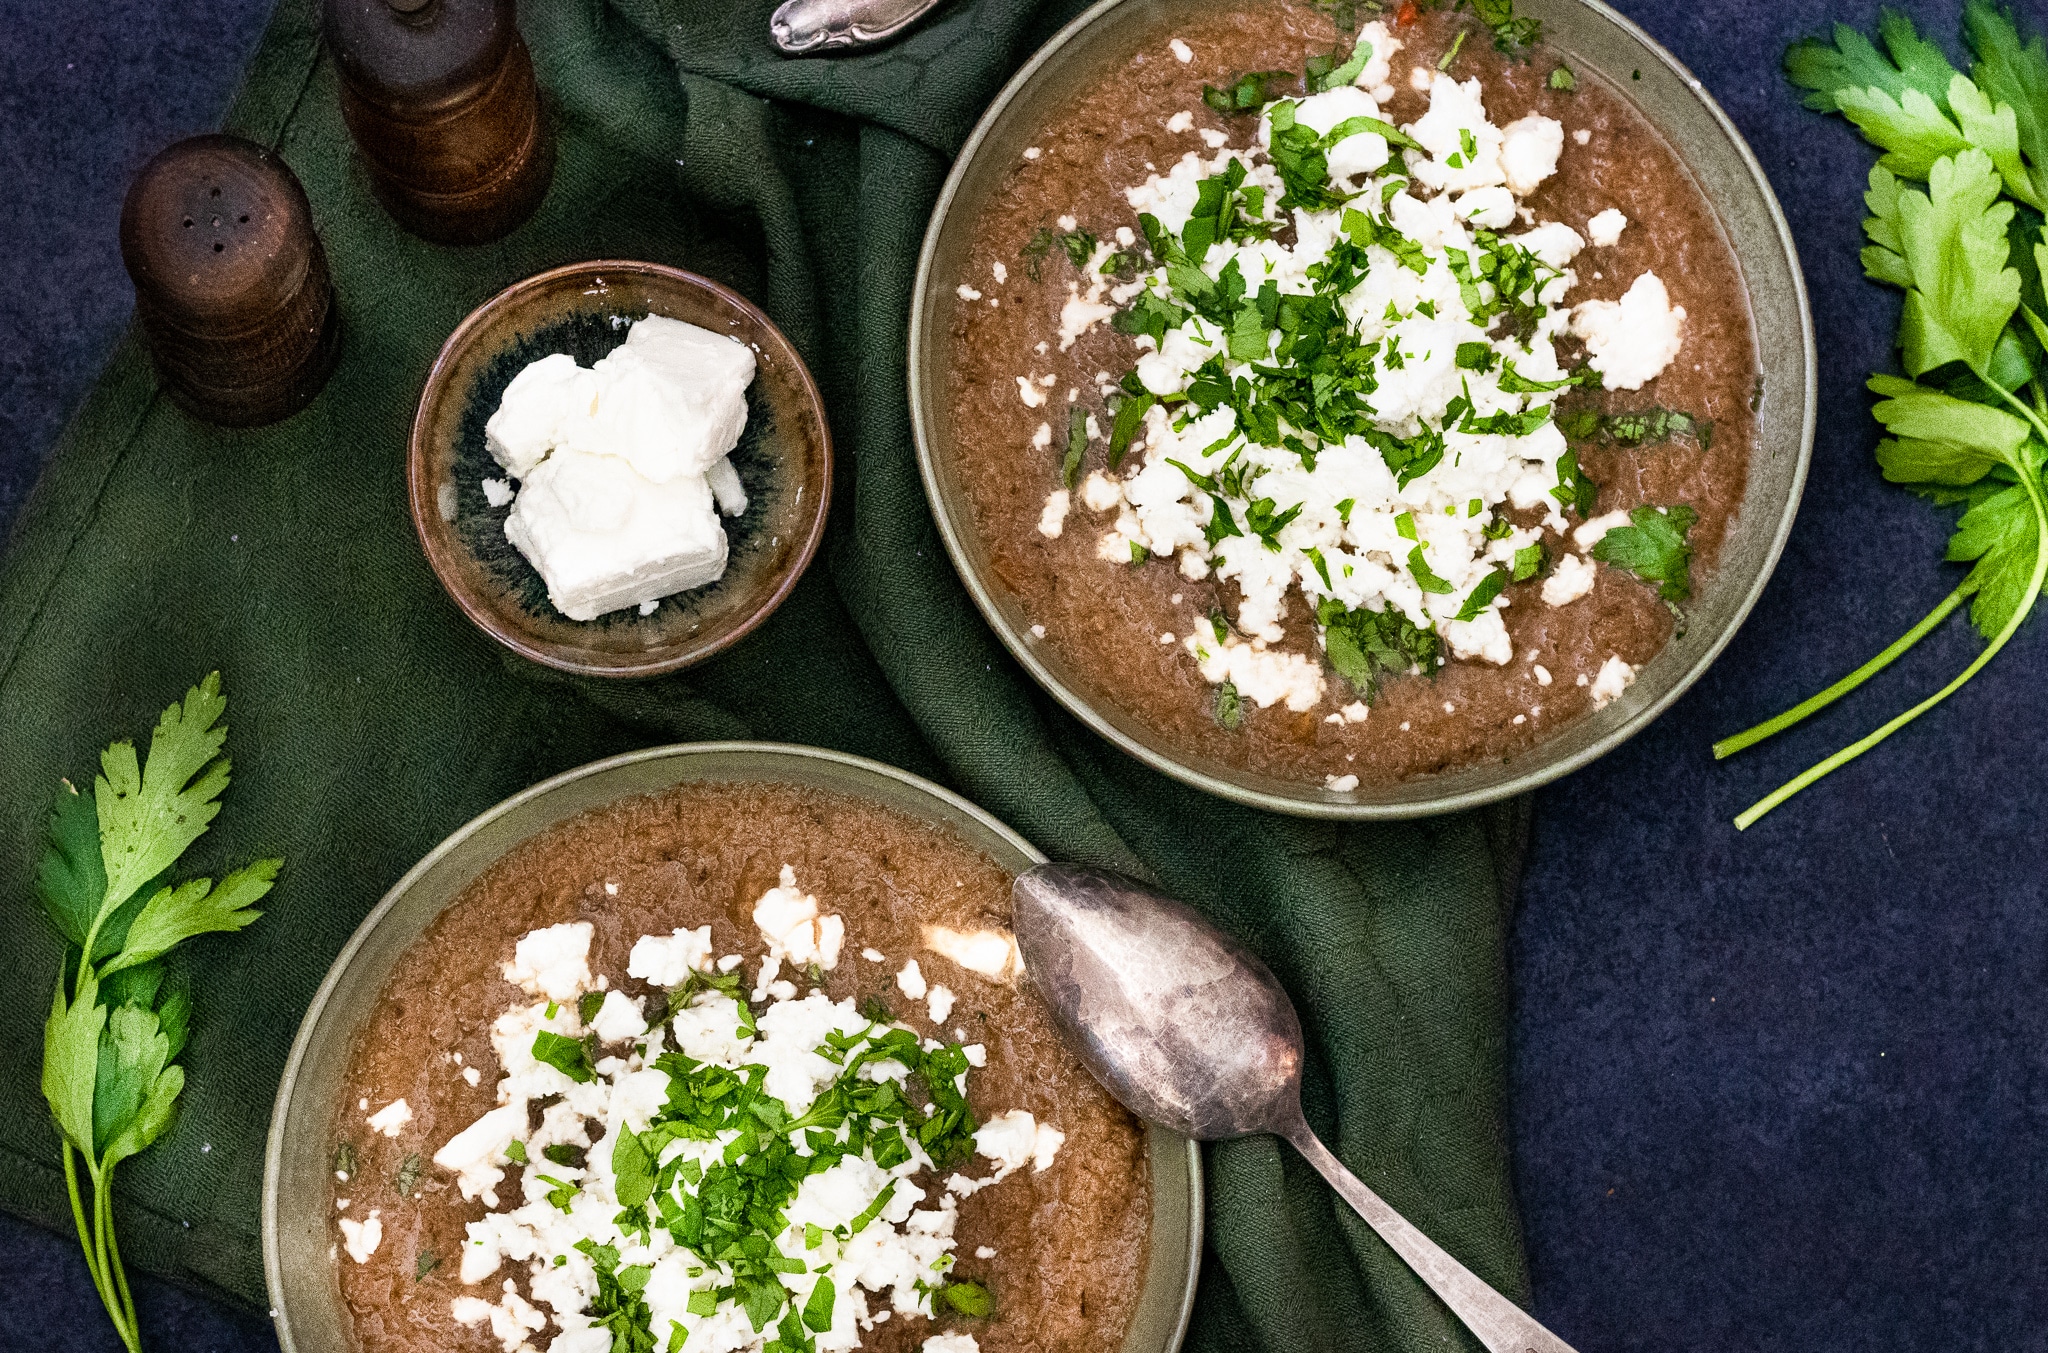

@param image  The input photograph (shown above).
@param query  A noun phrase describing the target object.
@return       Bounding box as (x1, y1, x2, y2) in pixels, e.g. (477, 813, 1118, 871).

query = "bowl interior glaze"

(908, 0, 1815, 818)
(262, 744, 1201, 1353)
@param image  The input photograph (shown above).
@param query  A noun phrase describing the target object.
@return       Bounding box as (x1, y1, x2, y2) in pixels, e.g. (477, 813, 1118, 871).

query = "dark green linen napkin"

(0, 0, 1532, 1347)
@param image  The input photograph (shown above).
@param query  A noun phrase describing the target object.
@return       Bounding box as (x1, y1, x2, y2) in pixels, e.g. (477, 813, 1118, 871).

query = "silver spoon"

(769, 0, 945, 54)
(1013, 863, 1579, 1353)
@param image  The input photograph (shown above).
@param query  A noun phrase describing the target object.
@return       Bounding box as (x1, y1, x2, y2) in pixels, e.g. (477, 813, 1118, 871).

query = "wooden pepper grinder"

(119, 134, 341, 427)
(325, 0, 554, 245)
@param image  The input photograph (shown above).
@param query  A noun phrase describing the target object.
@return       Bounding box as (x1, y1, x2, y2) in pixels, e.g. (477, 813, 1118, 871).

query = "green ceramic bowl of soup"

(909, 0, 1814, 818)
(263, 744, 1201, 1353)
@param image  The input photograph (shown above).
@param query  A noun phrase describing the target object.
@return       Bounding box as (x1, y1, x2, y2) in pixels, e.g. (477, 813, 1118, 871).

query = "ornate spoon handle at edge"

(769, 0, 945, 54)
(1281, 1113, 1581, 1353)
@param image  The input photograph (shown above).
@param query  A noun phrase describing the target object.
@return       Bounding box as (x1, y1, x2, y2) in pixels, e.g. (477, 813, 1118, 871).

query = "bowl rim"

(907, 0, 1818, 819)
(261, 740, 1203, 1353)
(408, 259, 834, 680)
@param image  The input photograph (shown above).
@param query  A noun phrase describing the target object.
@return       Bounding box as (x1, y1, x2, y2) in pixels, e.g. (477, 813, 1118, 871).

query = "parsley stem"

(1711, 586, 1967, 759)
(62, 1144, 122, 1340)
(1734, 467, 2048, 830)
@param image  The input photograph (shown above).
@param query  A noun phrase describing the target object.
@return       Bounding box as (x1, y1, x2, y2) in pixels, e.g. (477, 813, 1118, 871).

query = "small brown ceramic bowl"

(409, 260, 831, 677)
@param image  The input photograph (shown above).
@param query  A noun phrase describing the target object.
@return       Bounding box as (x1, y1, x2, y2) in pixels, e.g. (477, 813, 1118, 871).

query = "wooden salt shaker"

(119, 135, 340, 427)
(325, 0, 554, 245)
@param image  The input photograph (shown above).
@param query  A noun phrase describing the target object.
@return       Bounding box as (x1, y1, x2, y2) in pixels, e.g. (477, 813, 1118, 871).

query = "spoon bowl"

(1013, 863, 1582, 1353)
(1012, 863, 1303, 1140)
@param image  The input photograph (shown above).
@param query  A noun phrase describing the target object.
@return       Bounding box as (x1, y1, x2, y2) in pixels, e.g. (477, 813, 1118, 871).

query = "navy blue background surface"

(4, 0, 2045, 1349)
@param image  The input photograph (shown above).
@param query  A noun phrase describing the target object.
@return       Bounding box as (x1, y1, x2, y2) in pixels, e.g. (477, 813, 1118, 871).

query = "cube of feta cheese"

(503, 449, 727, 622)
(576, 315, 756, 483)
(485, 353, 599, 477)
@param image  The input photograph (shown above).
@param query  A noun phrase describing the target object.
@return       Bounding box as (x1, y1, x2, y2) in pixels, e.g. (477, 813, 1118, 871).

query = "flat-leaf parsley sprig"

(1716, 4, 2048, 828)
(35, 673, 279, 1352)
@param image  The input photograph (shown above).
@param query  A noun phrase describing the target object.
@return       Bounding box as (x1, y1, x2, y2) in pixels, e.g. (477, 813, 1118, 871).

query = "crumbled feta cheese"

(1586, 208, 1628, 247)
(480, 477, 515, 507)
(1571, 272, 1686, 390)
(925, 1335, 980, 1353)
(1037, 490, 1070, 538)
(502, 922, 593, 1002)
(1542, 552, 1597, 606)
(1167, 110, 1194, 133)
(1024, 146, 1042, 160)
(1326, 774, 1360, 792)
(1016, 376, 1046, 408)
(861, 947, 885, 962)
(1080, 471, 1123, 513)
(957, 284, 982, 301)
(365, 1098, 412, 1137)
(627, 925, 713, 986)
(450, 1283, 546, 1353)
(975, 1246, 997, 1260)
(927, 985, 956, 1025)
(922, 926, 1023, 982)
(1185, 635, 1325, 713)
(1169, 37, 1193, 62)
(1573, 509, 1632, 551)
(339, 1210, 382, 1263)
(463, 1066, 481, 1087)
(1199, 128, 1231, 149)
(432, 1104, 523, 1204)
(588, 990, 648, 1043)
(1340, 701, 1369, 723)
(897, 959, 928, 1001)
(1030, 623, 1048, 638)
(1534, 663, 1553, 686)
(1499, 115, 1565, 196)
(1572, 127, 1592, 146)
(752, 865, 844, 971)
(1590, 654, 1638, 708)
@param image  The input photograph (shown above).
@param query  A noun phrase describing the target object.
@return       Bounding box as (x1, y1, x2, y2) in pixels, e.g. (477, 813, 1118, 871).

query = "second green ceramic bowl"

(262, 743, 1201, 1353)
(908, 0, 1816, 818)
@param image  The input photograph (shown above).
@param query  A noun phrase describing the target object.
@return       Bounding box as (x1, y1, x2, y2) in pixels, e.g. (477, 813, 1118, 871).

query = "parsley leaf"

(1062, 404, 1088, 489)
(1454, 570, 1509, 621)
(1962, 0, 2048, 210)
(1549, 448, 1599, 517)
(1512, 542, 1548, 581)
(1591, 505, 1698, 601)
(532, 1030, 596, 1083)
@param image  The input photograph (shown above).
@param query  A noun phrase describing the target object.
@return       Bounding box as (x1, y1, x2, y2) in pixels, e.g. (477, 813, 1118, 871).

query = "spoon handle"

(1282, 1117, 1579, 1353)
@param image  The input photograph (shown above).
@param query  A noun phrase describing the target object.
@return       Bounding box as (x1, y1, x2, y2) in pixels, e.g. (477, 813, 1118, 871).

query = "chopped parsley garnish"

(940, 1280, 995, 1317)
(1557, 404, 1714, 449)
(1215, 681, 1245, 729)
(1549, 448, 1599, 517)
(1591, 505, 1698, 601)
(1512, 541, 1548, 581)
(395, 1152, 422, 1198)
(1203, 69, 1295, 115)
(1318, 599, 1441, 702)
(1062, 404, 1088, 488)
(415, 1249, 439, 1282)
(531, 1029, 597, 1083)
(1454, 569, 1509, 621)
(1549, 64, 1578, 91)
(1407, 544, 1455, 594)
